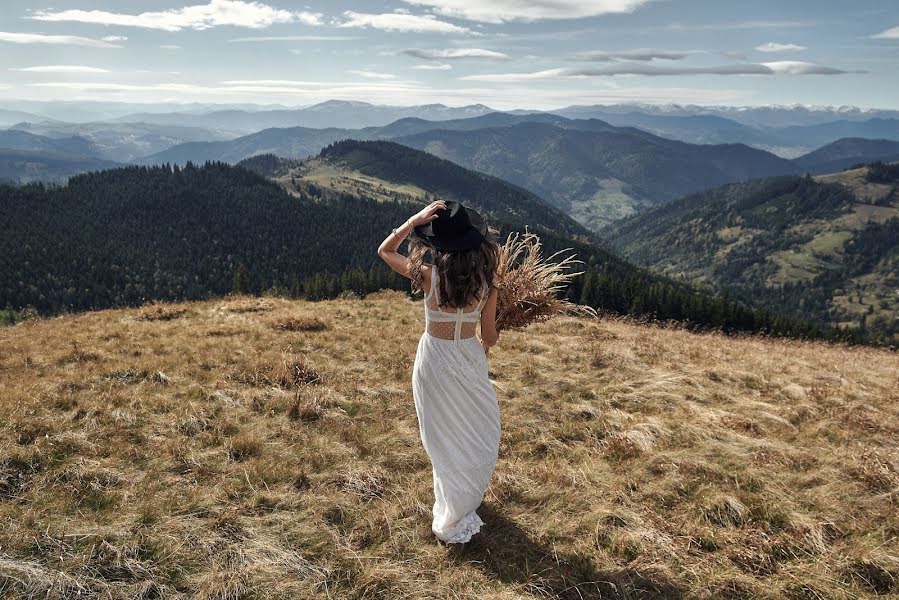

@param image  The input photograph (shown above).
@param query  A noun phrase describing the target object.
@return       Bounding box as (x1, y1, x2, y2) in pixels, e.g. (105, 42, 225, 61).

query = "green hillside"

(603, 161, 899, 343)
(0, 160, 838, 341)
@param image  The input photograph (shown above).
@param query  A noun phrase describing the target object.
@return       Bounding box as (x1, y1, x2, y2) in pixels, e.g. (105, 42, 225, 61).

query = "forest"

(0, 161, 861, 342)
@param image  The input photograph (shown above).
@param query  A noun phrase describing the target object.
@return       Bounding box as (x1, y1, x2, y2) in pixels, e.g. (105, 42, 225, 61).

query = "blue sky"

(0, 0, 896, 110)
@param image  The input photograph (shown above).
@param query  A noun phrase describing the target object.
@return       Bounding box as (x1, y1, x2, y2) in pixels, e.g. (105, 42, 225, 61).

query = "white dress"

(412, 264, 502, 544)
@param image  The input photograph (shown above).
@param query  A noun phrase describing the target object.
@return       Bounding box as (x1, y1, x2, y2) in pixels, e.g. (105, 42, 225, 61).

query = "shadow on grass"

(444, 502, 683, 600)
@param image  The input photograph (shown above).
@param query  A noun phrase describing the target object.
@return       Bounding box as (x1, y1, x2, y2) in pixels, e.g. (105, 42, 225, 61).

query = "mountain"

(117, 100, 497, 133)
(549, 111, 899, 158)
(0, 160, 833, 341)
(552, 103, 899, 127)
(138, 112, 572, 166)
(0, 109, 46, 128)
(241, 139, 593, 240)
(10, 121, 236, 162)
(793, 138, 899, 174)
(0, 149, 119, 184)
(144, 117, 802, 231)
(603, 161, 899, 342)
(394, 122, 801, 229)
(139, 126, 353, 165)
(0, 129, 102, 158)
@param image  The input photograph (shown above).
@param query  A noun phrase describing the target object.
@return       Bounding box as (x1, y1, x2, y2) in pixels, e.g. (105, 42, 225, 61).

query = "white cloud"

(160, 45, 182, 50)
(401, 0, 655, 23)
(29, 1, 320, 32)
(412, 63, 453, 70)
(870, 25, 899, 39)
(402, 48, 508, 60)
(755, 42, 807, 52)
(338, 11, 472, 34)
(572, 48, 698, 61)
(102, 35, 128, 42)
(760, 61, 848, 74)
(229, 35, 357, 42)
(347, 69, 397, 79)
(461, 61, 858, 81)
(11, 65, 110, 73)
(0, 31, 121, 48)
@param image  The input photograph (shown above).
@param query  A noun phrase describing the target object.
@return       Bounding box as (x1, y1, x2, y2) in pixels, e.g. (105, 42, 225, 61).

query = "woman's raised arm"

(377, 200, 446, 279)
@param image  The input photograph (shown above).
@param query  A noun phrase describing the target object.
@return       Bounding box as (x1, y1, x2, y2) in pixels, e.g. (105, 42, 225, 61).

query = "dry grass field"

(1, 292, 897, 599)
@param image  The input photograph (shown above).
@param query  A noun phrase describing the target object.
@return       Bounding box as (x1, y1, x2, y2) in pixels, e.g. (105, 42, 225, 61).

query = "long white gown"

(412, 264, 502, 544)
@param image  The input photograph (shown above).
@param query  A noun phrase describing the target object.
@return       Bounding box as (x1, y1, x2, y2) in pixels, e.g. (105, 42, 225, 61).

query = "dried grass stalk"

(493, 228, 596, 332)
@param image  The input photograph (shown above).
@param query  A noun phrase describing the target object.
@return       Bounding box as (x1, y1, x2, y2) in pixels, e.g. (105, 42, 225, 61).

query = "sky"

(0, 0, 897, 110)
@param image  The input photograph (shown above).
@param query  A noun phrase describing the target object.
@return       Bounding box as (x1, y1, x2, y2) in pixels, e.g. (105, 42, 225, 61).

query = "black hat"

(411, 200, 487, 251)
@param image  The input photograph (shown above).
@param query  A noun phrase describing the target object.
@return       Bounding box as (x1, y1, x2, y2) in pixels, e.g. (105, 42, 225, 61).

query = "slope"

(0, 160, 831, 341)
(394, 122, 800, 229)
(0, 294, 896, 598)
(0, 149, 120, 184)
(603, 161, 899, 342)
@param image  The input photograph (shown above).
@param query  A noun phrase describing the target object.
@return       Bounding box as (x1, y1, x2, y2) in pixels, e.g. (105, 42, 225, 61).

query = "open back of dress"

(424, 265, 488, 341)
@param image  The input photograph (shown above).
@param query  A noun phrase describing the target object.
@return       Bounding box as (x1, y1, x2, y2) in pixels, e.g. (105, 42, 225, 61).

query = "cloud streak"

(461, 61, 861, 81)
(29, 0, 320, 32)
(229, 35, 358, 42)
(347, 70, 397, 79)
(11, 65, 110, 73)
(571, 48, 699, 61)
(755, 42, 807, 52)
(0, 31, 121, 48)
(401, 48, 508, 60)
(870, 25, 899, 39)
(401, 0, 656, 23)
(338, 11, 472, 34)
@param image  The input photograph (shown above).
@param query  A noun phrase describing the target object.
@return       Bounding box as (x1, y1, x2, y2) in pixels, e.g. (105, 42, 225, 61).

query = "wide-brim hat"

(411, 200, 487, 251)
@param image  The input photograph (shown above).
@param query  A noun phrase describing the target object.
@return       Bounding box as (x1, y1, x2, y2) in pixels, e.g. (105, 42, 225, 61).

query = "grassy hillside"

(603, 162, 899, 343)
(1, 294, 897, 599)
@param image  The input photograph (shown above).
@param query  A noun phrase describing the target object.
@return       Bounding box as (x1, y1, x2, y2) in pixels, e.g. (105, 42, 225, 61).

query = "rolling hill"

(0, 129, 102, 158)
(792, 138, 899, 174)
(256, 139, 594, 240)
(394, 123, 801, 229)
(0, 157, 834, 341)
(142, 117, 803, 231)
(116, 99, 496, 133)
(10, 121, 236, 162)
(603, 161, 899, 342)
(0, 293, 896, 598)
(0, 149, 120, 184)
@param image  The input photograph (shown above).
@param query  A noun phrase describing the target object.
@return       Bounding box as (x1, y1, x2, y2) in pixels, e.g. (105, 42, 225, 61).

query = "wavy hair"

(408, 224, 500, 309)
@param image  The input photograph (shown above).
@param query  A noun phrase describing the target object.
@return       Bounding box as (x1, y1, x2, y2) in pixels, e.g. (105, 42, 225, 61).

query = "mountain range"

(137, 115, 899, 230)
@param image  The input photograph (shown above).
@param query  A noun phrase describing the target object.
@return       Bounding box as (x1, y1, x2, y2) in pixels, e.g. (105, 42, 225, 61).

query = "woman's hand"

(409, 199, 446, 228)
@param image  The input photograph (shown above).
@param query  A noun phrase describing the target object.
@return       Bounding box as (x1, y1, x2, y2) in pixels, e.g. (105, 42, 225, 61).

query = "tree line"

(0, 161, 866, 343)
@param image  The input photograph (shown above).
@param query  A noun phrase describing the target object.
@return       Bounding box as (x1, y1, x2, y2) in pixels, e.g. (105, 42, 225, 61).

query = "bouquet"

(492, 228, 597, 332)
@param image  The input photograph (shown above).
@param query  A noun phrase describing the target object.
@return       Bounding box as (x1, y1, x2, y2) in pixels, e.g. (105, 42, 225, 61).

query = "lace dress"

(412, 264, 501, 544)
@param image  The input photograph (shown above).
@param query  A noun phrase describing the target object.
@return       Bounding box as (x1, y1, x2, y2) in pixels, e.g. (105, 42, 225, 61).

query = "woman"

(377, 199, 502, 544)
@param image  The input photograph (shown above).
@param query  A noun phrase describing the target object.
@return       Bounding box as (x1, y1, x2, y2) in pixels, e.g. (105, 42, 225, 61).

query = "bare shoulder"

(421, 263, 433, 295)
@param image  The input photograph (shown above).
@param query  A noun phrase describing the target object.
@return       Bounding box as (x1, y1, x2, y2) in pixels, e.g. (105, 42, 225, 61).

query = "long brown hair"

(408, 224, 500, 309)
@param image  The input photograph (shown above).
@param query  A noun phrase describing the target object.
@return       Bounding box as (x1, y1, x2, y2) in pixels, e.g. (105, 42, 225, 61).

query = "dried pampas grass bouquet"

(493, 228, 596, 332)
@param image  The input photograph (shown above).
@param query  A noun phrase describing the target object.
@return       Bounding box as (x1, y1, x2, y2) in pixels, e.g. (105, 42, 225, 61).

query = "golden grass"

(0, 292, 897, 599)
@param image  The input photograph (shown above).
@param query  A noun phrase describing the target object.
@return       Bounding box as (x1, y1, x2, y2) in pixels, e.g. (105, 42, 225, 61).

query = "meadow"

(1, 292, 896, 599)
